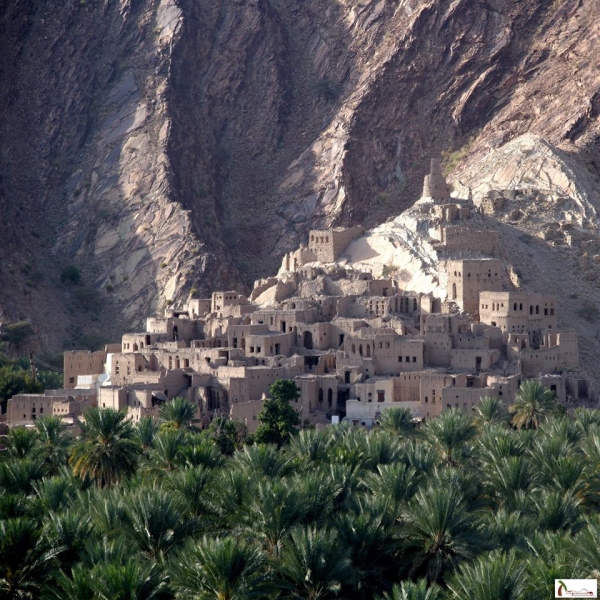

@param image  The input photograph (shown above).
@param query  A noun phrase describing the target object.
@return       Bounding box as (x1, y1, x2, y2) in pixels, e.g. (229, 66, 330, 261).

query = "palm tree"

(43, 510, 95, 571)
(158, 396, 197, 431)
(447, 550, 526, 600)
(532, 489, 581, 532)
(238, 479, 305, 557)
(81, 487, 130, 540)
(123, 488, 198, 560)
(165, 465, 214, 518)
(509, 381, 558, 429)
(475, 426, 525, 465)
(572, 517, 600, 578)
(179, 432, 224, 469)
(147, 429, 185, 473)
(0, 517, 60, 599)
(278, 527, 352, 600)
(474, 396, 509, 426)
(207, 468, 256, 528)
(400, 439, 438, 474)
(44, 563, 95, 600)
(481, 456, 532, 509)
(335, 497, 401, 597)
(478, 508, 533, 552)
(170, 536, 273, 600)
(92, 560, 169, 600)
(0, 458, 45, 495)
(288, 429, 332, 464)
(70, 408, 141, 488)
(4, 426, 39, 459)
(573, 408, 600, 434)
(314, 462, 362, 511)
(233, 443, 294, 479)
(523, 531, 586, 598)
(378, 407, 417, 437)
(365, 463, 420, 505)
(363, 432, 404, 469)
(401, 485, 484, 583)
(29, 476, 80, 516)
(379, 579, 444, 600)
(135, 416, 158, 448)
(34, 416, 71, 473)
(422, 409, 477, 465)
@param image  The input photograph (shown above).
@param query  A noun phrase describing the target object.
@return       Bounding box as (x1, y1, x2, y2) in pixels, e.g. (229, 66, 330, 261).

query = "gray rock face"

(1, 0, 600, 349)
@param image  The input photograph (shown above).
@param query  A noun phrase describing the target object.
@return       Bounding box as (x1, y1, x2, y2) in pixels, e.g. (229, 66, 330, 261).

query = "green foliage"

(3, 406, 600, 598)
(0, 321, 34, 346)
(60, 265, 81, 285)
(0, 365, 43, 413)
(254, 381, 300, 447)
(70, 408, 141, 488)
(208, 416, 248, 455)
(441, 136, 475, 177)
(76, 333, 108, 352)
(72, 286, 101, 312)
(474, 396, 509, 426)
(378, 407, 416, 437)
(510, 381, 559, 429)
(159, 397, 198, 431)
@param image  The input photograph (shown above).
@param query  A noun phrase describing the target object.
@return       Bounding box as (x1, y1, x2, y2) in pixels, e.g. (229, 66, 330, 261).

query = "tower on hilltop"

(422, 158, 451, 201)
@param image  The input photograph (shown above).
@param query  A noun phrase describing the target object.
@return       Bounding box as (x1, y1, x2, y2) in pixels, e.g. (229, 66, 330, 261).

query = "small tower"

(422, 158, 451, 201)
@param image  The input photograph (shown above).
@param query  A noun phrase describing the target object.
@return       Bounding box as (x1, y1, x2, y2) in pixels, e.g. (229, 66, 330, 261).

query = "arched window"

(513, 303, 517, 311)
(536, 305, 539, 314)
(327, 389, 333, 407)
(318, 389, 323, 403)
(352, 344, 356, 354)
(366, 345, 371, 357)
(359, 345, 363, 357)
(530, 306, 533, 315)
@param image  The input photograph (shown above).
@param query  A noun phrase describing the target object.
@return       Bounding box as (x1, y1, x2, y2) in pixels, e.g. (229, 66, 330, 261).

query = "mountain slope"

(0, 0, 598, 350)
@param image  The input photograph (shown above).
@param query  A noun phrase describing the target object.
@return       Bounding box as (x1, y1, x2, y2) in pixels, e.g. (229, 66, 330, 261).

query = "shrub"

(314, 78, 342, 102)
(577, 300, 599, 322)
(72, 286, 100, 311)
(60, 265, 81, 285)
(0, 321, 34, 346)
(441, 136, 475, 176)
(78, 333, 108, 352)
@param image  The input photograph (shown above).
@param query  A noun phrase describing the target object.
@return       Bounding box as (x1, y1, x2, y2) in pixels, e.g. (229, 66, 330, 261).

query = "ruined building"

(6, 163, 594, 431)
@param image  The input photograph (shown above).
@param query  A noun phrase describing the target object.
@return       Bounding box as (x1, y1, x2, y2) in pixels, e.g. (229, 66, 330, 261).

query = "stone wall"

(444, 258, 503, 314)
(480, 291, 558, 333)
(64, 350, 106, 388)
(308, 226, 364, 263)
(436, 226, 498, 255)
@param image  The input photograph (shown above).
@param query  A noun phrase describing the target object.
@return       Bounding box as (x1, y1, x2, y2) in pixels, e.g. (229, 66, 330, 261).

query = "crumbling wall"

(436, 226, 498, 255)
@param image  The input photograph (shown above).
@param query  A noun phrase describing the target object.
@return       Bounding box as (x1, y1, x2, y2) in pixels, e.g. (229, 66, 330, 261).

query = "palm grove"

(1, 379, 600, 600)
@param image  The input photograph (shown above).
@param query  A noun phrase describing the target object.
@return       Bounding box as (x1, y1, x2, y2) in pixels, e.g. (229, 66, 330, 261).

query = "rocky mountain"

(0, 0, 599, 352)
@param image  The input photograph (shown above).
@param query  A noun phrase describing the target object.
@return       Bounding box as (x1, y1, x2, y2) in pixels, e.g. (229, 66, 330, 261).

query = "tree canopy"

(254, 381, 301, 447)
(2, 383, 600, 599)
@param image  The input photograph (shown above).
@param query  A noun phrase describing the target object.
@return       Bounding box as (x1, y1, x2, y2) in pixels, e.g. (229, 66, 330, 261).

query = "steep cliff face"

(1, 0, 599, 349)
